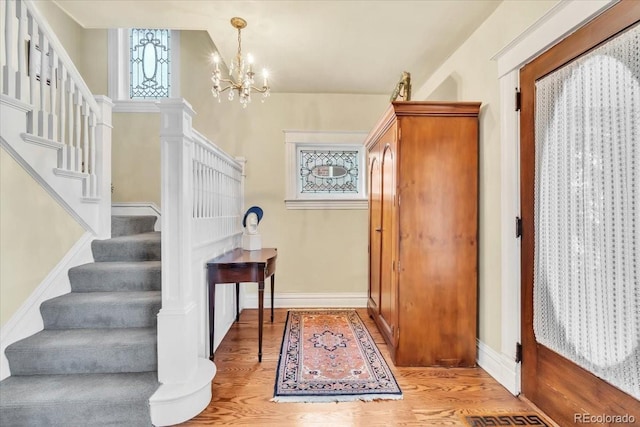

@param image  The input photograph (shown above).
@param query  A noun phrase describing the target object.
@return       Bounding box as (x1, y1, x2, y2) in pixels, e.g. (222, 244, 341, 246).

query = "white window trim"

(108, 28, 180, 113)
(284, 130, 368, 210)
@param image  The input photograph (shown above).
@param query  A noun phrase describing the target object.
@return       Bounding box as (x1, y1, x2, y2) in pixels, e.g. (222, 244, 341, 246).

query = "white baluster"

(74, 89, 81, 172)
(201, 149, 206, 219)
(58, 65, 67, 168)
(193, 156, 198, 218)
(0, 0, 5, 95)
(209, 153, 216, 218)
(67, 79, 75, 170)
(28, 17, 38, 133)
(48, 49, 57, 140)
(200, 151, 205, 219)
(82, 99, 88, 175)
(38, 35, 47, 138)
(205, 151, 211, 218)
(195, 149, 200, 218)
(16, 0, 26, 100)
(89, 112, 97, 197)
(3, 0, 15, 96)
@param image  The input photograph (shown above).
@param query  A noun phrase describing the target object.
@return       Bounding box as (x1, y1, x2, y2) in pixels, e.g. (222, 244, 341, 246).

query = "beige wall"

(184, 30, 390, 294)
(414, 0, 559, 351)
(0, 2, 88, 327)
(111, 113, 162, 207)
(211, 93, 388, 294)
(0, 149, 84, 326)
(35, 1, 108, 95)
(184, 31, 391, 294)
(32, 0, 82, 66)
(31, 0, 564, 348)
(107, 30, 388, 295)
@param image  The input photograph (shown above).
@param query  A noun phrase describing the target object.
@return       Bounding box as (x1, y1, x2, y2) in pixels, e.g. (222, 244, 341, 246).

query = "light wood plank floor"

(179, 308, 551, 426)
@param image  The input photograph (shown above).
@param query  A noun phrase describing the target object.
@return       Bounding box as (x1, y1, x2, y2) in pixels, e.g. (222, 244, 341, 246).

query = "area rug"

(463, 413, 550, 426)
(272, 309, 402, 402)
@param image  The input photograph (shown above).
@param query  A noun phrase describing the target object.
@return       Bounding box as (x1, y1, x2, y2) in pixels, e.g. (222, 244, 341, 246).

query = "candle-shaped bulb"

(262, 69, 269, 87)
(247, 53, 254, 74)
(212, 53, 220, 72)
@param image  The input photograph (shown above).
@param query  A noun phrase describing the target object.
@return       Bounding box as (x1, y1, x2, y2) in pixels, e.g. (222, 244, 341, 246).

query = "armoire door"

(520, 2, 640, 425)
(378, 124, 398, 345)
(368, 141, 382, 314)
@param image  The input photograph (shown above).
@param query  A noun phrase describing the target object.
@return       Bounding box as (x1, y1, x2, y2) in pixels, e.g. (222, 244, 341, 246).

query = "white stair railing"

(1, 0, 111, 236)
(152, 98, 243, 426)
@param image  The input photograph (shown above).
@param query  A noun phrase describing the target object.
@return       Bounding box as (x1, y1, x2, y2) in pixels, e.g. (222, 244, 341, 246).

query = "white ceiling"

(53, 0, 502, 95)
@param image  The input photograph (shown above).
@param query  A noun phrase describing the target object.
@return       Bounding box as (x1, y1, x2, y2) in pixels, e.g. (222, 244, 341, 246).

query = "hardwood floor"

(179, 308, 552, 426)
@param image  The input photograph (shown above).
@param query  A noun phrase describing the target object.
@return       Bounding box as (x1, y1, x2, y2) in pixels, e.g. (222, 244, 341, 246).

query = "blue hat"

(242, 206, 264, 228)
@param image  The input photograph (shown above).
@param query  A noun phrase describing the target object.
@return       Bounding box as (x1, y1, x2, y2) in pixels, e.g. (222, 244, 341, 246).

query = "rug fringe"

(271, 393, 403, 403)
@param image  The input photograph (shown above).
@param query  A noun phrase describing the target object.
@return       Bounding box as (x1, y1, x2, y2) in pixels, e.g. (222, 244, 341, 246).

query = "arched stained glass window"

(129, 28, 171, 99)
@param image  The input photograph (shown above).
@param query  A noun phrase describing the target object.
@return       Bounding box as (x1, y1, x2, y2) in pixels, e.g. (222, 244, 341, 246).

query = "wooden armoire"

(365, 101, 481, 367)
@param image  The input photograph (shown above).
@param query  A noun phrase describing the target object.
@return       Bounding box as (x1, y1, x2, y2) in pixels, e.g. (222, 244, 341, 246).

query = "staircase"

(0, 216, 161, 426)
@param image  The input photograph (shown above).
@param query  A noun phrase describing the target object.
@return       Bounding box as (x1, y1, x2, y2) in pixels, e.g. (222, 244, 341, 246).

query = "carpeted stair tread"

(69, 261, 161, 292)
(0, 372, 158, 426)
(41, 291, 161, 329)
(92, 232, 161, 262)
(112, 215, 157, 237)
(0, 215, 162, 425)
(6, 328, 157, 375)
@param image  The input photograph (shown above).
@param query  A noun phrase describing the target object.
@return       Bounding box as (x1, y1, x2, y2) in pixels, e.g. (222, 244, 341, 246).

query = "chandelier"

(211, 17, 270, 107)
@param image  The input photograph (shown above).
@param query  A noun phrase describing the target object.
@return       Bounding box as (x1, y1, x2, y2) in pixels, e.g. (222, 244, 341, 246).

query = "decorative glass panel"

(129, 28, 170, 99)
(299, 150, 359, 194)
(534, 24, 639, 399)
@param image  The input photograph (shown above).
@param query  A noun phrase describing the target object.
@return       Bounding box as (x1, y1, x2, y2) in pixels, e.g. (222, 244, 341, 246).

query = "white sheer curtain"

(534, 24, 639, 399)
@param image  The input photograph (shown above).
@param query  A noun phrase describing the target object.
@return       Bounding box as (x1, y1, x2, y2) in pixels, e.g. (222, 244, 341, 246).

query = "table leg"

(209, 282, 216, 361)
(258, 280, 264, 362)
(270, 273, 275, 323)
(235, 282, 240, 322)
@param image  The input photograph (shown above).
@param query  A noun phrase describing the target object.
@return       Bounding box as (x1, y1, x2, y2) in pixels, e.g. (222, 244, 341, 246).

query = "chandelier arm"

(249, 86, 270, 93)
(217, 77, 241, 87)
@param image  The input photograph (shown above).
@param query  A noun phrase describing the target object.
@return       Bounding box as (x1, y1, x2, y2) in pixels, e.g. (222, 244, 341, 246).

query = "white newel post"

(94, 95, 113, 239)
(151, 99, 215, 427)
(157, 98, 198, 382)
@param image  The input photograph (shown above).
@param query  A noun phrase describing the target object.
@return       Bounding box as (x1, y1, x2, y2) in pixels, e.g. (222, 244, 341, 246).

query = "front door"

(520, 2, 640, 425)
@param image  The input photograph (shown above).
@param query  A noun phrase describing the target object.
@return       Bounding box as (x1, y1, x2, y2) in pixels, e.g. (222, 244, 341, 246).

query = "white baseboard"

(242, 291, 368, 309)
(476, 339, 520, 395)
(0, 232, 95, 380)
(111, 202, 161, 231)
(150, 358, 216, 426)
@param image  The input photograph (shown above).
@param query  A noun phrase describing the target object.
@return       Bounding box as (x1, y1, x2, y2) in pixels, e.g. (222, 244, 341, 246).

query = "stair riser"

(0, 372, 158, 427)
(0, 400, 153, 426)
(41, 300, 161, 329)
(69, 269, 161, 292)
(6, 343, 157, 375)
(92, 240, 161, 262)
(111, 215, 157, 238)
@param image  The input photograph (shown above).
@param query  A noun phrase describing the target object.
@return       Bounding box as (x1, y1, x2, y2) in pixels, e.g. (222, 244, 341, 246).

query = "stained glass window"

(299, 150, 359, 194)
(129, 28, 170, 99)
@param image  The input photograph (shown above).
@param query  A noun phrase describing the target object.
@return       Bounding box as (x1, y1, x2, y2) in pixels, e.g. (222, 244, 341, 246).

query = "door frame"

(492, 0, 618, 395)
(519, 2, 640, 422)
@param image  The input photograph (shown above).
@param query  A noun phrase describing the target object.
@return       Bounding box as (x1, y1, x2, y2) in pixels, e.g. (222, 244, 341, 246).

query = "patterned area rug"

(463, 414, 550, 426)
(272, 309, 402, 402)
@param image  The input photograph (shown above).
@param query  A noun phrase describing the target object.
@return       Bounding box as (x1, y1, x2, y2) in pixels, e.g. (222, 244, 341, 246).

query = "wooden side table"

(206, 248, 277, 362)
